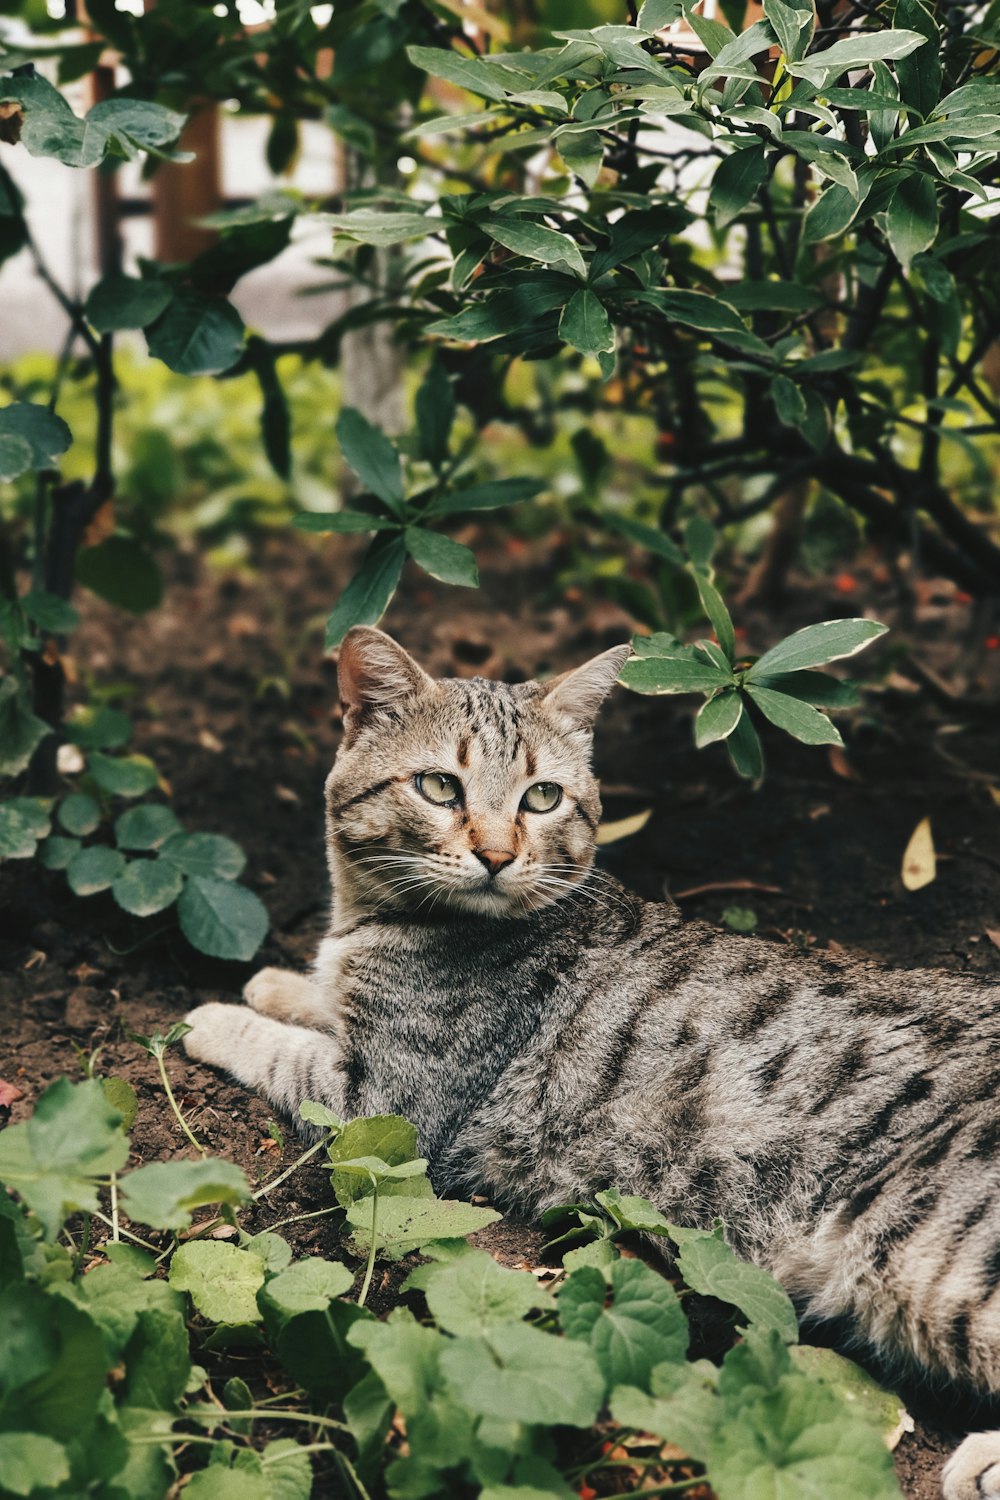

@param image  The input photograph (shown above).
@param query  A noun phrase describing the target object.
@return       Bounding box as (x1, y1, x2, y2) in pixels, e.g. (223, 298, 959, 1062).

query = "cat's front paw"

(943, 1432, 1000, 1500)
(182, 1002, 235, 1069)
(243, 967, 325, 1025)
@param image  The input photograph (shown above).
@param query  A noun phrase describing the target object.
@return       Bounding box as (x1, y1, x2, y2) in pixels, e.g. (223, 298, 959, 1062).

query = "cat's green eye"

(416, 771, 461, 807)
(522, 781, 562, 814)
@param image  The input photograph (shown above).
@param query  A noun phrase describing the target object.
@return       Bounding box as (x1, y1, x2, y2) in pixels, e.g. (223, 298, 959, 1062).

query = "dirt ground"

(2, 527, 999, 1500)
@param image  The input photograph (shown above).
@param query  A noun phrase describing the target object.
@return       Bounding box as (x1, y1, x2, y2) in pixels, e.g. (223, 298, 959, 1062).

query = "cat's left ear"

(540, 644, 631, 731)
(338, 627, 434, 744)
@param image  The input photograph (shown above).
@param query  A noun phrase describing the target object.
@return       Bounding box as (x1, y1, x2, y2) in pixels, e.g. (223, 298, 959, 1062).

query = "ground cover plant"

(1, 0, 999, 1496)
(0, 1071, 909, 1500)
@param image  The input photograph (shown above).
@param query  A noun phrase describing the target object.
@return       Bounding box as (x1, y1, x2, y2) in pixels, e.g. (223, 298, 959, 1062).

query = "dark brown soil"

(2, 528, 998, 1500)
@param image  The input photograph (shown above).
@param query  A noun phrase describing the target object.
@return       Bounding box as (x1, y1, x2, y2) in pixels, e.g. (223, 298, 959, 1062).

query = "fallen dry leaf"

(985, 928, 1000, 952)
(0, 101, 23, 144)
(83, 499, 115, 548)
(595, 808, 653, 846)
(0, 1078, 25, 1110)
(902, 817, 936, 892)
(988, 786, 1000, 809)
(828, 745, 861, 781)
(198, 728, 224, 753)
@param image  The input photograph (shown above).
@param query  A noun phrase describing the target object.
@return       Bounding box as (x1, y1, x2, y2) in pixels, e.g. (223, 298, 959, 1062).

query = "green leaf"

(482, 216, 587, 279)
(695, 689, 743, 747)
(58, 793, 101, 836)
(85, 274, 173, 332)
(668, 1224, 799, 1341)
(0, 433, 34, 483)
(348, 1312, 442, 1418)
(88, 752, 159, 798)
(146, 290, 245, 376)
(886, 172, 938, 271)
(75, 537, 164, 614)
(559, 289, 615, 355)
(177, 876, 269, 961)
(423, 1249, 549, 1335)
(416, 362, 456, 468)
(895, 0, 940, 116)
(772, 373, 808, 428)
(424, 476, 544, 518)
(0, 402, 71, 475)
(112, 857, 184, 916)
(300, 1099, 344, 1132)
(0, 1433, 70, 1496)
(612, 1358, 721, 1461)
(336, 407, 406, 514)
(788, 1345, 910, 1444)
(170, 1241, 266, 1324)
(711, 143, 768, 229)
(747, 618, 888, 677)
(744, 684, 843, 746)
(606, 515, 685, 566)
(559, 1259, 688, 1390)
(0, 1282, 110, 1442)
(324, 536, 407, 649)
(0, 678, 51, 777)
(293, 510, 400, 534)
(66, 845, 127, 895)
(120, 1157, 251, 1230)
(101, 1076, 139, 1132)
(160, 832, 246, 879)
(751, 671, 859, 709)
(646, 288, 746, 333)
(440, 1322, 604, 1428)
(345, 1194, 499, 1257)
(40, 834, 81, 870)
(321, 208, 432, 246)
(259, 1257, 354, 1318)
(619, 657, 733, 695)
(638, 0, 683, 29)
(328, 1115, 422, 1205)
(802, 178, 871, 244)
(691, 572, 735, 662)
(21, 590, 79, 634)
(726, 710, 764, 781)
(66, 704, 131, 750)
(405, 527, 479, 588)
(788, 28, 928, 85)
(406, 44, 532, 103)
(115, 804, 182, 850)
(0, 1078, 129, 1238)
(0, 804, 43, 859)
(763, 0, 813, 60)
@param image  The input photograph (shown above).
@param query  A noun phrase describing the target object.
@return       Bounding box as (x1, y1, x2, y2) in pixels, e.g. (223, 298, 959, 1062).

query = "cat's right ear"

(337, 627, 433, 745)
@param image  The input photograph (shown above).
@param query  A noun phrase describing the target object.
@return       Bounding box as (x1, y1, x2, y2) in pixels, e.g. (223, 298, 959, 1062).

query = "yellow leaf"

(595, 808, 652, 846)
(901, 817, 936, 892)
(988, 786, 1000, 809)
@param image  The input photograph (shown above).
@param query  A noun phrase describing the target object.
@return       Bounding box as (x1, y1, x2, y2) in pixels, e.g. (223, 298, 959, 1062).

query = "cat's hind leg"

(942, 1432, 1000, 1499)
(243, 967, 332, 1028)
(183, 1002, 344, 1125)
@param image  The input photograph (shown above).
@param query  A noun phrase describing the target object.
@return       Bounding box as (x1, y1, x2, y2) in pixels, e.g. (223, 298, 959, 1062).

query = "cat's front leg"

(243, 967, 333, 1028)
(182, 1002, 344, 1126)
(942, 1432, 1000, 1499)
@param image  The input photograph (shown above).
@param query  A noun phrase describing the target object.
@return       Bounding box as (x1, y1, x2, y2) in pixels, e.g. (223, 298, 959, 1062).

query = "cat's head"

(325, 627, 629, 918)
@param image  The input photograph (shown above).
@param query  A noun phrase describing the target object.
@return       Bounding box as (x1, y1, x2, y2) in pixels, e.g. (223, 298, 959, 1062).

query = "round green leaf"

(75, 537, 164, 615)
(88, 753, 159, 799)
(66, 845, 126, 895)
(0, 1432, 70, 1496)
(261, 1258, 355, 1318)
(58, 793, 101, 836)
(145, 289, 245, 376)
(0, 403, 71, 471)
(0, 433, 34, 483)
(112, 857, 184, 916)
(115, 804, 182, 851)
(169, 1241, 265, 1324)
(160, 832, 246, 879)
(440, 1321, 604, 1428)
(85, 274, 173, 332)
(40, 835, 81, 870)
(177, 876, 268, 961)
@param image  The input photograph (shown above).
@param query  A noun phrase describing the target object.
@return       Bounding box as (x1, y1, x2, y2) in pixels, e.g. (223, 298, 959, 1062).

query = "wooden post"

(150, 103, 221, 262)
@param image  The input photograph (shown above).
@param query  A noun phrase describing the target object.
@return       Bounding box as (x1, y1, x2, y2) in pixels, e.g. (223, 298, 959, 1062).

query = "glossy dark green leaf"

(177, 876, 268, 961)
(145, 290, 245, 376)
(711, 142, 768, 229)
(415, 362, 456, 468)
(325, 537, 407, 649)
(694, 689, 743, 747)
(748, 618, 888, 676)
(336, 408, 405, 514)
(0, 678, 50, 777)
(726, 708, 764, 780)
(0, 403, 71, 477)
(404, 527, 479, 588)
(886, 172, 938, 271)
(160, 831, 245, 879)
(66, 845, 126, 895)
(895, 0, 940, 117)
(425, 476, 544, 518)
(85, 275, 173, 332)
(745, 684, 843, 745)
(75, 537, 164, 615)
(559, 289, 614, 354)
(112, 857, 184, 917)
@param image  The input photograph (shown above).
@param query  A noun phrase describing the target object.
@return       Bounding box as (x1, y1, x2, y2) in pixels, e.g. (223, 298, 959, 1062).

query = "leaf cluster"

(0, 1081, 906, 1499)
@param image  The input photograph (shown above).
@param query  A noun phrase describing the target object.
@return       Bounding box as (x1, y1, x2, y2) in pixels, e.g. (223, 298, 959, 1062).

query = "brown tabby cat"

(184, 626, 1000, 1498)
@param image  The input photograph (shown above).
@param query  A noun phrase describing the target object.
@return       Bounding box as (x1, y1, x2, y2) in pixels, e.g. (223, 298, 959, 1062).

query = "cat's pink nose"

(475, 848, 515, 877)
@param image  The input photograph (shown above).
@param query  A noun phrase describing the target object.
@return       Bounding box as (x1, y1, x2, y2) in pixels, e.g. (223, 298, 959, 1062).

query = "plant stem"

(262, 1443, 336, 1465)
(334, 1446, 375, 1500)
(253, 1137, 326, 1199)
(357, 1180, 379, 1307)
(263, 1204, 341, 1235)
(90, 1208, 162, 1255)
(109, 1173, 120, 1242)
(157, 1049, 206, 1156)
(185, 1407, 350, 1433)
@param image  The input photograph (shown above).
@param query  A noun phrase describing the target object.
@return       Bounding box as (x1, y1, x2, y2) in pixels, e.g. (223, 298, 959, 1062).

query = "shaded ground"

(2, 527, 999, 1500)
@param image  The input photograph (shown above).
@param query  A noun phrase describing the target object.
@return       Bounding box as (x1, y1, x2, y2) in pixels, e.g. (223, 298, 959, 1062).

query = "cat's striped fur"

(184, 627, 1000, 1498)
